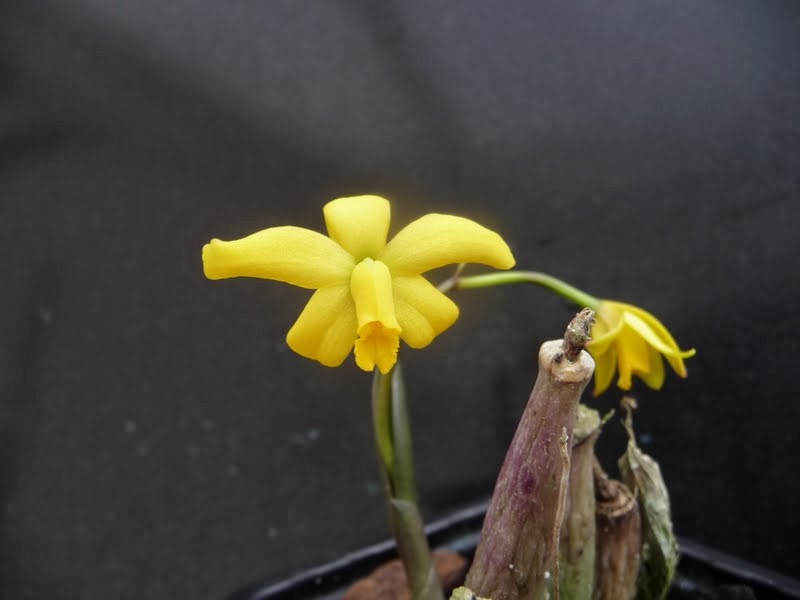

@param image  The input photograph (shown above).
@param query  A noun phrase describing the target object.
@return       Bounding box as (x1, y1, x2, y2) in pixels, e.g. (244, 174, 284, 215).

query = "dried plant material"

(558, 404, 601, 600)
(618, 397, 679, 600)
(551, 427, 572, 600)
(594, 459, 641, 600)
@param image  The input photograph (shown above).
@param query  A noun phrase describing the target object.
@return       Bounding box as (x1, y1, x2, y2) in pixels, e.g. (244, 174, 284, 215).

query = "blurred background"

(1, 1, 798, 598)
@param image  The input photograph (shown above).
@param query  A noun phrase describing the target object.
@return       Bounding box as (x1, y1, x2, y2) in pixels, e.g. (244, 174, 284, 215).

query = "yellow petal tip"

(202, 239, 225, 280)
(501, 255, 516, 270)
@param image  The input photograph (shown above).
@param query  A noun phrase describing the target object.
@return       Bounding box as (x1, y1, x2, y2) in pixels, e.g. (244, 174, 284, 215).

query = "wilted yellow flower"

(588, 301, 696, 396)
(203, 195, 515, 374)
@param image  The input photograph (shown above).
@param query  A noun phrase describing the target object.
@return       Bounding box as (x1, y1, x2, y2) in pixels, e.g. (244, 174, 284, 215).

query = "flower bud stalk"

(372, 364, 444, 600)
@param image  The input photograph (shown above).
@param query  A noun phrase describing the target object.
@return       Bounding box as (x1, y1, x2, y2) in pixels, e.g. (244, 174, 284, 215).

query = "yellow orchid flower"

(588, 300, 696, 396)
(203, 195, 515, 374)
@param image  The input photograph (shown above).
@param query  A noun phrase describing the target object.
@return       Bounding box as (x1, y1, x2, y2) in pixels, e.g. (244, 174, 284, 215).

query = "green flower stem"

(372, 370, 395, 475)
(441, 269, 600, 310)
(372, 364, 443, 600)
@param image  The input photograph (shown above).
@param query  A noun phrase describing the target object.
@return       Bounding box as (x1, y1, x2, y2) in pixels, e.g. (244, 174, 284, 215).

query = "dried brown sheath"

(594, 461, 641, 600)
(618, 399, 679, 600)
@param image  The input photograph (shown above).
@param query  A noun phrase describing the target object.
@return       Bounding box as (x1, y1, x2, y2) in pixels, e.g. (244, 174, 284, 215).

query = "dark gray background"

(1, 1, 798, 598)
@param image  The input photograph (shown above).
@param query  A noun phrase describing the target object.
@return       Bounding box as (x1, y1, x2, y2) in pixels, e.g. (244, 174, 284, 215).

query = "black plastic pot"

(227, 501, 800, 600)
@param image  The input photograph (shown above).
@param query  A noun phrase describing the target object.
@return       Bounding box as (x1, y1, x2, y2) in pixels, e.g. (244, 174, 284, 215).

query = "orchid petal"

(203, 226, 354, 289)
(323, 196, 391, 261)
(350, 259, 401, 373)
(592, 344, 618, 396)
(354, 326, 400, 374)
(623, 310, 695, 376)
(379, 214, 515, 275)
(622, 303, 695, 375)
(623, 327, 655, 375)
(637, 346, 666, 390)
(286, 284, 357, 367)
(392, 275, 460, 349)
(588, 305, 625, 355)
(616, 343, 634, 391)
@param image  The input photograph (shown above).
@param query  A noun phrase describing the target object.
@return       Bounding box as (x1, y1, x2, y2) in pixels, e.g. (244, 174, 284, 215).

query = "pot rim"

(226, 499, 800, 600)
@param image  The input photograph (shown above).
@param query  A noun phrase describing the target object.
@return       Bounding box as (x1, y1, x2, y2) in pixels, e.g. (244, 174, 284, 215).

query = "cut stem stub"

(465, 312, 596, 600)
